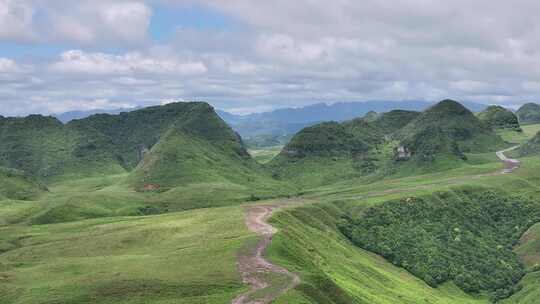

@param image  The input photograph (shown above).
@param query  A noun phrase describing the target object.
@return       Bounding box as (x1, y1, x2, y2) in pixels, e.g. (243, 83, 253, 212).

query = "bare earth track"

(232, 205, 300, 304)
(232, 147, 521, 303)
(496, 145, 521, 173)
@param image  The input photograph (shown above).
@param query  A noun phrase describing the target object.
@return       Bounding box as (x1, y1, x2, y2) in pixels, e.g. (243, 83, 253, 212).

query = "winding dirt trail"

(496, 145, 521, 174)
(232, 205, 300, 304)
(232, 147, 521, 303)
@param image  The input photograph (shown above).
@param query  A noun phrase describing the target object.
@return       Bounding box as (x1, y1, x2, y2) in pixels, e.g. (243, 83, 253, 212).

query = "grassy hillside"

(0, 115, 125, 181)
(75, 102, 212, 169)
(0, 206, 254, 304)
(516, 103, 540, 125)
(519, 131, 540, 156)
(398, 100, 505, 164)
(0, 102, 283, 192)
(0, 167, 46, 201)
(244, 134, 292, 148)
(270, 100, 504, 187)
(502, 219, 540, 303)
(477, 105, 521, 131)
(249, 146, 283, 164)
(268, 121, 376, 187)
(3, 100, 540, 304)
(267, 201, 489, 304)
(267, 149, 540, 303)
(127, 103, 273, 190)
(368, 109, 420, 135)
(1, 139, 539, 303)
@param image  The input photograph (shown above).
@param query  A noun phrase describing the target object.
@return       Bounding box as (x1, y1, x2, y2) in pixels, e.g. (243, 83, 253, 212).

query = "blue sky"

(0, 1, 540, 116)
(149, 4, 238, 42)
(0, 3, 237, 58)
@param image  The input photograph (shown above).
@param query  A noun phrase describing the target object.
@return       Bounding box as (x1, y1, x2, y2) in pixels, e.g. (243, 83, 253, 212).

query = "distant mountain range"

(217, 100, 489, 139)
(54, 100, 490, 139)
(55, 107, 141, 123)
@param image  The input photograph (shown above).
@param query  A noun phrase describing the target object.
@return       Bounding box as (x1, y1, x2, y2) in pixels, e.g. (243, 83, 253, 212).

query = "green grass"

(502, 224, 540, 304)
(0, 173, 291, 226)
(0, 115, 126, 182)
(515, 222, 540, 268)
(477, 105, 521, 131)
(262, 152, 540, 303)
(2, 119, 540, 303)
(501, 271, 540, 304)
(0, 152, 521, 304)
(0, 206, 254, 304)
(268, 100, 508, 190)
(522, 123, 540, 136)
(516, 103, 540, 125)
(497, 123, 540, 145)
(248, 146, 283, 164)
(0, 167, 46, 201)
(266, 202, 489, 303)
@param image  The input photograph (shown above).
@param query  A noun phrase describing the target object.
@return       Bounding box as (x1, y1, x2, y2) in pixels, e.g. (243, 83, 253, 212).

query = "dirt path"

(232, 205, 300, 304)
(496, 145, 521, 173)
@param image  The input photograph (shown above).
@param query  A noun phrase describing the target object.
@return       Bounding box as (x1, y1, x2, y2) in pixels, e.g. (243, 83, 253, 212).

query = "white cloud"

(4, 1, 540, 115)
(0, 0, 151, 45)
(26, 97, 136, 114)
(0, 0, 35, 41)
(50, 1, 151, 45)
(0, 58, 23, 73)
(49, 50, 208, 76)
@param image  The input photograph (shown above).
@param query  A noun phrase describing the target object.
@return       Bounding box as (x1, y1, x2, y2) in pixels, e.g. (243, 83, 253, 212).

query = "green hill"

(0, 115, 125, 181)
(269, 100, 503, 186)
(75, 103, 209, 169)
(275, 110, 421, 162)
(127, 103, 269, 190)
(519, 131, 540, 156)
(0, 167, 47, 200)
(278, 121, 372, 159)
(516, 103, 540, 125)
(0, 102, 277, 192)
(268, 121, 376, 186)
(477, 105, 521, 131)
(268, 101, 501, 185)
(362, 110, 380, 122)
(398, 100, 505, 163)
(370, 109, 420, 136)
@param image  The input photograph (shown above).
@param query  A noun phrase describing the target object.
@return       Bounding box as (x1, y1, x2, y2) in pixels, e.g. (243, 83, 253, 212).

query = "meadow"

(1, 124, 539, 303)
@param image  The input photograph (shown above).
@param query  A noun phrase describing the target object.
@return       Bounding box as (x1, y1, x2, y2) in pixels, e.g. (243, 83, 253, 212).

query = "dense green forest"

(339, 189, 540, 301)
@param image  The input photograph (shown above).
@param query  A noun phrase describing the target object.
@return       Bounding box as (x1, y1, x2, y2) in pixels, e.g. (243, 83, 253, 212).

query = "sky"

(1, 0, 540, 116)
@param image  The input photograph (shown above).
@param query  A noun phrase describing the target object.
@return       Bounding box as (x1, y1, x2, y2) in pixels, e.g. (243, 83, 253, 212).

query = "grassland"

(248, 146, 283, 164)
(262, 126, 540, 303)
(0, 167, 47, 201)
(1, 121, 540, 304)
(267, 202, 489, 304)
(0, 206, 255, 304)
(497, 124, 540, 145)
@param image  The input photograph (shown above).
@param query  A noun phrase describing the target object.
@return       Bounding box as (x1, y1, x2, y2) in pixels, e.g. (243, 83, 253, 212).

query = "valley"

(1, 100, 540, 303)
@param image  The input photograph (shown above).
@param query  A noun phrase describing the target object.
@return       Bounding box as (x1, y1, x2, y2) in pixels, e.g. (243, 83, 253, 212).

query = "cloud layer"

(1, 0, 540, 115)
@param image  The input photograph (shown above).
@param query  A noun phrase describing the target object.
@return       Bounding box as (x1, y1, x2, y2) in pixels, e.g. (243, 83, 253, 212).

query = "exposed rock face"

(395, 146, 411, 160)
(137, 144, 149, 162)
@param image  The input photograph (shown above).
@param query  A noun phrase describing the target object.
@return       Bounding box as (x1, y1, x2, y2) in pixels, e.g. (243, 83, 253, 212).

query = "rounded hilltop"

(516, 103, 540, 125)
(477, 105, 521, 131)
